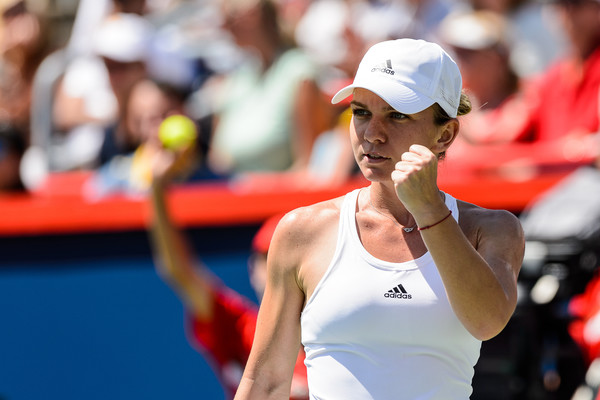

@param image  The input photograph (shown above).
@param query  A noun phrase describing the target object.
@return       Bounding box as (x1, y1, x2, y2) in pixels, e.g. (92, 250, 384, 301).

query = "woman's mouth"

(364, 153, 389, 163)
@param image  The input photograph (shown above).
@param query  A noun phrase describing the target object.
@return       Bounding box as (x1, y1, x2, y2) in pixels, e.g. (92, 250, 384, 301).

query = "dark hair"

(0, 123, 25, 155)
(259, 0, 286, 47)
(0, 122, 26, 191)
(433, 92, 472, 124)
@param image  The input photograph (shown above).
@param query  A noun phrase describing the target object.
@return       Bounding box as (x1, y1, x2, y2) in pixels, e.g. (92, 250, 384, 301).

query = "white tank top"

(301, 188, 481, 400)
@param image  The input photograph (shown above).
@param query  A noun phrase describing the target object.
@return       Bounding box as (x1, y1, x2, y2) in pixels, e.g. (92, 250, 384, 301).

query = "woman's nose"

(363, 118, 386, 143)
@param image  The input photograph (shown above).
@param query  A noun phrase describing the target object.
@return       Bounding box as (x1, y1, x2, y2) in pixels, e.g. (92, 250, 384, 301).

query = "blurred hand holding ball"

(158, 115, 198, 150)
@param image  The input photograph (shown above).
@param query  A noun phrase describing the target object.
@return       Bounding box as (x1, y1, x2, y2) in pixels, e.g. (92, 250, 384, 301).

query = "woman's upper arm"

(236, 212, 307, 399)
(477, 209, 525, 304)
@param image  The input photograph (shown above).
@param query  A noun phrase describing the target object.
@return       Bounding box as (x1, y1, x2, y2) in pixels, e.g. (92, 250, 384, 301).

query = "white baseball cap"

(331, 39, 462, 118)
(93, 13, 154, 63)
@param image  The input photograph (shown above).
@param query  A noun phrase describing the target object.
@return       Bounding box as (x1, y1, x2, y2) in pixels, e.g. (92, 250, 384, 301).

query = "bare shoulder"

(272, 196, 344, 251)
(456, 200, 524, 248)
(266, 195, 346, 299)
(456, 200, 525, 286)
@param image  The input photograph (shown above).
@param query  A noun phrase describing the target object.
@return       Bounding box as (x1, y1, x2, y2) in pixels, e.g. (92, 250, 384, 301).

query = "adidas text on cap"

(331, 39, 462, 118)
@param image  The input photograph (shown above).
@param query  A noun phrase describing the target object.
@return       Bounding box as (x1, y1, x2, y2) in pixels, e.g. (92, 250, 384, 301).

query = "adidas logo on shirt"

(384, 284, 412, 299)
(371, 59, 395, 75)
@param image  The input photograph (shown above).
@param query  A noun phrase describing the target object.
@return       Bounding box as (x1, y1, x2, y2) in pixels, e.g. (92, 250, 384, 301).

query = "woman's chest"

(301, 259, 457, 346)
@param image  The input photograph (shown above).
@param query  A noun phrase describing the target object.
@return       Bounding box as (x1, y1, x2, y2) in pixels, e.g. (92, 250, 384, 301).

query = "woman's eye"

(390, 112, 408, 120)
(352, 108, 369, 117)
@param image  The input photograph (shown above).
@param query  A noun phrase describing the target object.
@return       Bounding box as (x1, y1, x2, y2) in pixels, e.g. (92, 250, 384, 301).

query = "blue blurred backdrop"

(0, 226, 259, 400)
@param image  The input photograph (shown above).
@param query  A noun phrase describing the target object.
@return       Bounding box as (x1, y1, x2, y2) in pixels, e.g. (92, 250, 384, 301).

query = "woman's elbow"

(470, 305, 517, 341)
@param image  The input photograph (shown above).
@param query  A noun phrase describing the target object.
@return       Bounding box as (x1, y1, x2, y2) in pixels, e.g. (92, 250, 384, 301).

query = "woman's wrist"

(417, 210, 453, 231)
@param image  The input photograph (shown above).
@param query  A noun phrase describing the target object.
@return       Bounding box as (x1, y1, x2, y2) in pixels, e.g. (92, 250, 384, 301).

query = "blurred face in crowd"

(556, 0, 600, 58)
(103, 57, 147, 106)
(125, 80, 184, 145)
(220, 0, 281, 52)
(221, 0, 263, 48)
(452, 46, 514, 108)
(0, 1, 43, 66)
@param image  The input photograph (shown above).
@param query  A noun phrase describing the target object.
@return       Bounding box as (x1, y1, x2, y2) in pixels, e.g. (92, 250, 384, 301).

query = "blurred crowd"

(0, 0, 598, 195)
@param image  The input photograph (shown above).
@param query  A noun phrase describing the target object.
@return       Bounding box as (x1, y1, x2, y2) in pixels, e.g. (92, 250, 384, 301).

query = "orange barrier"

(0, 164, 573, 237)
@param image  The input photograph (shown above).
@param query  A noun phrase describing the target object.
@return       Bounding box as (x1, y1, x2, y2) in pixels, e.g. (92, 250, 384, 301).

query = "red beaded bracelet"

(417, 210, 453, 231)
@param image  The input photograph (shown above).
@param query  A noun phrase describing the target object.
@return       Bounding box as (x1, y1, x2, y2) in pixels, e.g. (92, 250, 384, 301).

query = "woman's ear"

(433, 119, 459, 155)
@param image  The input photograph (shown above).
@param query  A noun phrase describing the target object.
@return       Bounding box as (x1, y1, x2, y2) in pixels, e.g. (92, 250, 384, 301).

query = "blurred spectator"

(83, 77, 195, 199)
(0, 121, 25, 191)
(293, 0, 368, 81)
(513, 0, 600, 394)
(437, 10, 526, 146)
(196, 0, 334, 177)
(272, 0, 312, 42)
(51, 11, 155, 171)
(465, 0, 567, 78)
(0, 0, 52, 139)
(68, 0, 148, 50)
(444, 0, 600, 169)
(440, 10, 517, 110)
(149, 145, 308, 399)
(94, 14, 157, 164)
(505, 0, 600, 148)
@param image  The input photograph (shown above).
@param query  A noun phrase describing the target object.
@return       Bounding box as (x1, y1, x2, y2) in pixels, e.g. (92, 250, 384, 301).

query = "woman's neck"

(365, 184, 413, 226)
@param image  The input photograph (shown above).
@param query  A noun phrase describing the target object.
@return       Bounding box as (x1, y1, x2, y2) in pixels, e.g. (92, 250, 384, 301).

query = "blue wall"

(0, 227, 259, 400)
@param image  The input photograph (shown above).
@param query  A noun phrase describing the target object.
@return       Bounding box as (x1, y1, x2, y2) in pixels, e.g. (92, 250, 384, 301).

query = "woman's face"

(349, 88, 443, 182)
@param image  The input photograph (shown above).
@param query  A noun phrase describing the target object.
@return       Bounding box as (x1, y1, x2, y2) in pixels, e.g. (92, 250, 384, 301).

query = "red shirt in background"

(186, 282, 308, 400)
(522, 47, 600, 142)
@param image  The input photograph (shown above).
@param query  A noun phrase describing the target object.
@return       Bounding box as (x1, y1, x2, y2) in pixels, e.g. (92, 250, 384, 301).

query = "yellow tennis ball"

(158, 115, 198, 150)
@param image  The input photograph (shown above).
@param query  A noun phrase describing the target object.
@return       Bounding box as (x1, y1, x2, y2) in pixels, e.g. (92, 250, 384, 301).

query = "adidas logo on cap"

(371, 59, 395, 75)
(384, 284, 412, 299)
